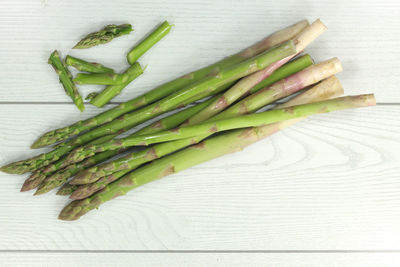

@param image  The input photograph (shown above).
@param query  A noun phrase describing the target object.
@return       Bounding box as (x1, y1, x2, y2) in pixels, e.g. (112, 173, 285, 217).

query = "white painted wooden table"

(1, 0, 399, 266)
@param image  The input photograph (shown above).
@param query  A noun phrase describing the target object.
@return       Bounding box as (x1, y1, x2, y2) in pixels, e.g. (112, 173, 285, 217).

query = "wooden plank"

(1, 252, 400, 267)
(0, 0, 398, 102)
(0, 104, 399, 250)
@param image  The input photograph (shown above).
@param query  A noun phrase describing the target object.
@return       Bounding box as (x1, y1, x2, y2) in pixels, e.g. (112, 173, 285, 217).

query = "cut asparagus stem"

(185, 19, 326, 125)
(30, 20, 308, 149)
(89, 63, 144, 107)
(69, 76, 344, 197)
(0, 40, 296, 175)
(73, 24, 133, 49)
(74, 72, 129, 85)
(65, 55, 114, 73)
(61, 93, 374, 221)
(48, 50, 85, 112)
(127, 21, 173, 64)
(72, 56, 312, 184)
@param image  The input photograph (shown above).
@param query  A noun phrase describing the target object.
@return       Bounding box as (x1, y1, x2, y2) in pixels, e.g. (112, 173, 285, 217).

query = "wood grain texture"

(0, 0, 399, 103)
(0, 104, 399, 250)
(1, 253, 400, 267)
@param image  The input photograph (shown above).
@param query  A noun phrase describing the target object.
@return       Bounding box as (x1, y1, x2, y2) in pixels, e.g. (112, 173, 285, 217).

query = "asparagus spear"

(73, 24, 133, 49)
(65, 55, 114, 73)
(60, 93, 375, 220)
(185, 19, 326, 125)
(127, 21, 173, 64)
(48, 50, 85, 112)
(30, 20, 308, 149)
(67, 93, 374, 165)
(69, 76, 344, 197)
(72, 55, 314, 184)
(0, 41, 296, 175)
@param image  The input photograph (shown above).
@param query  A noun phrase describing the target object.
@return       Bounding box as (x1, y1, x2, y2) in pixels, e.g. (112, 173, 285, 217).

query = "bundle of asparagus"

(0, 19, 375, 221)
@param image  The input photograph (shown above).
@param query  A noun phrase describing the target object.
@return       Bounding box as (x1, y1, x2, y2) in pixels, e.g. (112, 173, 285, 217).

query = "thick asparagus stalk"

(61, 94, 375, 220)
(89, 63, 144, 106)
(185, 19, 326, 125)
(67, 94, 375, 165)
(72, 55, 313, 184)
(65, 55, 114, 73)
(73, 24, 133, 49)
(0, 41, 296, 175)
(48, 50, 85, 112)
(69, 76, 343, 197)
(31, 20, 308, 149)
(127, 21, 173, 64)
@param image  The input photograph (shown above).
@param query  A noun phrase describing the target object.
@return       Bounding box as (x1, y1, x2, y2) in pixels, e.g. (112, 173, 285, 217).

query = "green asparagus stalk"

(57, 183, 78, 196)
(30, 20, 308, 149)
(73, 24, 133, 49)
(72, 55, 313, 185)
(67, 93, 374, 165)
(48, 50, 85, 112)
(60, 94, 375, 220)
(89, 63, 144, 107)
(65, 55, 114, 73)
(127, 21, 173, 64)
(185, 19, 326, 125)
(73, 62, 143, 86)
(69, 76, 344, 198)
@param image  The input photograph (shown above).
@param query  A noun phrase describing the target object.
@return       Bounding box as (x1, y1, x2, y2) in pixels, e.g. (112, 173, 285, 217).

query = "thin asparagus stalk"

(57, 183, 78, 196)
(65, 55, 114, 73)
(72, 55, 313, 184)
(0, 41, 296, 174)
(185, 19, 326, 125)
(48, 50, 85, 112)
(61, 94, 375, 220)
(89, 63, 144, 106)
(73, 24, 133, 49)
(30, 20, 308, 149)
(69, 76, 343, 197)
(67, 93, 374, 165)
(20, 134, 121, 192)
(127, 21, 173, 64)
